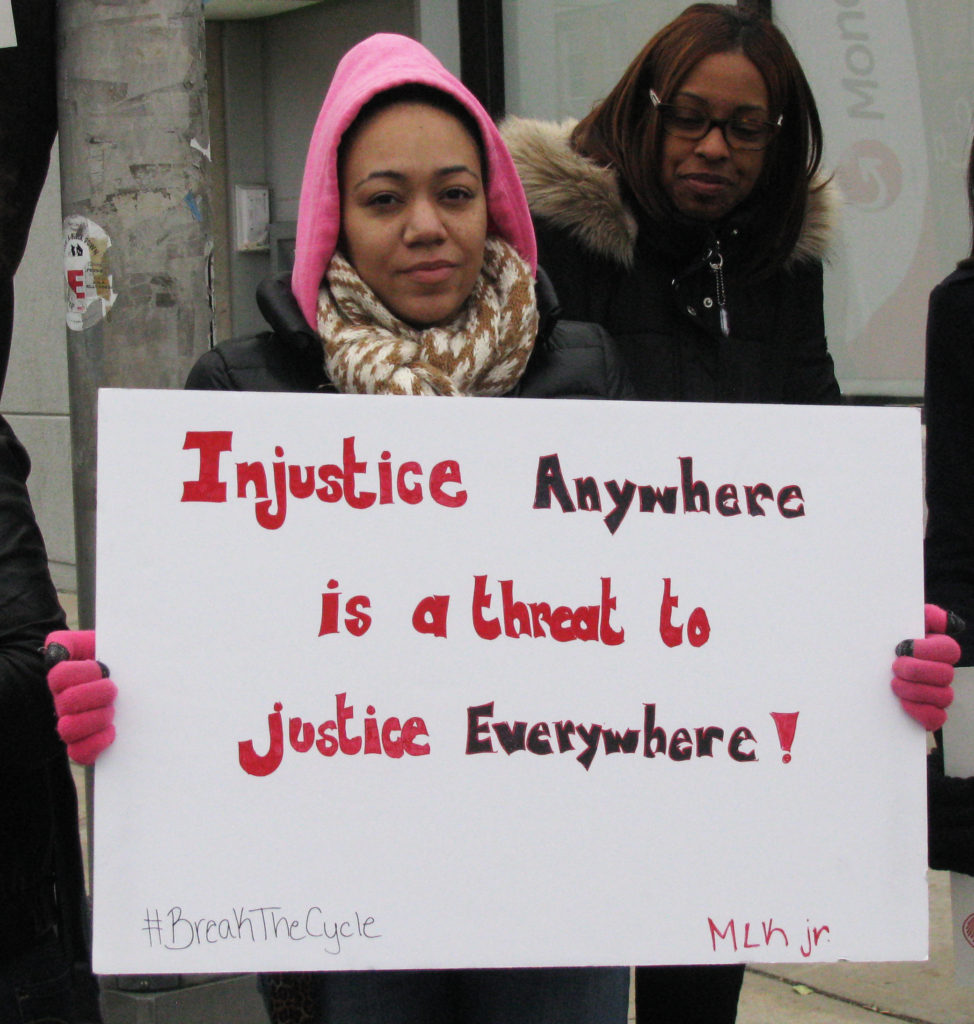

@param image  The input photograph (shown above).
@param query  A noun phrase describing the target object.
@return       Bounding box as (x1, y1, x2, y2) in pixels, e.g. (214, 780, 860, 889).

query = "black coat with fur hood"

(502, 118, 841, 405)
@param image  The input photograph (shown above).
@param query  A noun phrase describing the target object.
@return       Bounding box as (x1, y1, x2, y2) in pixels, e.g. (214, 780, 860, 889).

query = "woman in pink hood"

(178, 30, 627, 407)
(44, 31, 631, 1024)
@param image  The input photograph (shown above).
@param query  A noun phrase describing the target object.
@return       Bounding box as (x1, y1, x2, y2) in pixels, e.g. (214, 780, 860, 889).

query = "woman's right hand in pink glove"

(45, 630, 117, 764)
(890, 605, 962, 731)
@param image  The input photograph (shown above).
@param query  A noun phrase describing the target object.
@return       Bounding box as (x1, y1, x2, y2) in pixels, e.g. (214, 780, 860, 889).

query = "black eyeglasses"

(649, 90, 782, 151)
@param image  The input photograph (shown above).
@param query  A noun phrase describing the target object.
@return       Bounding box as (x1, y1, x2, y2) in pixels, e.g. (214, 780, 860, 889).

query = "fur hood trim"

(501, 116, 839, 271)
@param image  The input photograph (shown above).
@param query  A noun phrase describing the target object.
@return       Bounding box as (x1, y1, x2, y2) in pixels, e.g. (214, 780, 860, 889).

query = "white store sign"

(92, 389, 928, 973)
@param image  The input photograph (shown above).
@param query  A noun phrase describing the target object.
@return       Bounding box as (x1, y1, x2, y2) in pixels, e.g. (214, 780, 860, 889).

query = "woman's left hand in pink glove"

(45, 629, 117, 764)
(891, 604, 963, 730)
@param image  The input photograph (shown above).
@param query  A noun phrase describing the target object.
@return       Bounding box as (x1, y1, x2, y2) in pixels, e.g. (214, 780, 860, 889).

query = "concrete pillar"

(57, 0, 213, 626)
(54, 5, 262, 1017)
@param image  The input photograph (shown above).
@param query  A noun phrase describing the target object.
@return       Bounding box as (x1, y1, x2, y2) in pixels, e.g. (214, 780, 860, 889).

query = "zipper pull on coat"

(708, 242, 730, 337)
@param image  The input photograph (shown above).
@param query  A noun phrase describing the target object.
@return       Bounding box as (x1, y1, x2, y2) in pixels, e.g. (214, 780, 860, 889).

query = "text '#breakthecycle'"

(142, 904, 380, 955)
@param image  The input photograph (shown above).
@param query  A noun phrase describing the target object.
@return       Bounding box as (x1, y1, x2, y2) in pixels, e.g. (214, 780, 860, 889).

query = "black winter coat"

(0, 417, 65, 774)
(0, 416, 100, 1014)
(924, 263, 974, 666)
(502, 118, 841, 406)
(187, 269, 631, 402)
(924, 263, 974, 877)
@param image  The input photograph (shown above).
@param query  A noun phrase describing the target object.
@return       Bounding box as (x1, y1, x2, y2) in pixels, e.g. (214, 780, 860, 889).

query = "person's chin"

(670, 179, 742, 222)
(675, 194, 736, 222)
(397, 296, 463, 329)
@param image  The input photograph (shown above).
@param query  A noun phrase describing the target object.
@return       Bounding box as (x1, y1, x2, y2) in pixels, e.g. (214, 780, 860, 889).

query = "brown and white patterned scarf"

(317, 236, 538, 396)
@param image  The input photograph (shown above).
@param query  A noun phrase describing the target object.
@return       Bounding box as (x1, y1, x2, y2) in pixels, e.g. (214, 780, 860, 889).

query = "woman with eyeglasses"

(503, 3, 959, 1022)
(503, 2, 836, 408)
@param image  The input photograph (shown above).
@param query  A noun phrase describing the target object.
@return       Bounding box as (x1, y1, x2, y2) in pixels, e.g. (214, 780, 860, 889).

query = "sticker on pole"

(63, 215, 117, 331)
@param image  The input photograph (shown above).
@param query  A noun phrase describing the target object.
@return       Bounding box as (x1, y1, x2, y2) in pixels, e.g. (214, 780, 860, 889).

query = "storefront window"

(502, 1, 688, 120)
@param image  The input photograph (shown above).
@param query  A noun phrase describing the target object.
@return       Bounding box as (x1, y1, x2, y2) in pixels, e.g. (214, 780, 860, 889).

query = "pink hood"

(290, 32, 537, 328)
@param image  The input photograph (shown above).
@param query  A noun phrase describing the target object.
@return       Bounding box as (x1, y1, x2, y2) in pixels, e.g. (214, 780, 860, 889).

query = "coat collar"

(501, 116, 839, 271)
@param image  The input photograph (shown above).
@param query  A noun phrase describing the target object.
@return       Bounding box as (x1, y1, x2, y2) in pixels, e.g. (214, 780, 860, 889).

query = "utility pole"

(55, 3, 269, 1020)
(57, 0, 213, 628)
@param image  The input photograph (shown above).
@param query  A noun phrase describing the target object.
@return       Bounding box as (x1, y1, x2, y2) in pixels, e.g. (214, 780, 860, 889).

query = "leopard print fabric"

(319, 237, 538, 397)
(262, 972, 319, 1024)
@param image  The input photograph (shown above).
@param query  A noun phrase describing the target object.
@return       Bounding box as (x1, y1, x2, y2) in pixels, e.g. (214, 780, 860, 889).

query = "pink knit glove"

(890, 605, 963, 731)
(45, 630, 117, 764)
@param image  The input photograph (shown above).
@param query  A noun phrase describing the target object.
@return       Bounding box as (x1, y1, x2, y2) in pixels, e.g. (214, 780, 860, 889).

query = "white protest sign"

(93, 389, 927, 974)
(941, 667, 974, 983)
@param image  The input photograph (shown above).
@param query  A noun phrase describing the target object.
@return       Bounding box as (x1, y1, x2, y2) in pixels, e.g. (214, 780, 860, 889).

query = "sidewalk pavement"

(738, 871, 974, 1024)
(62, 597, 974, 1023)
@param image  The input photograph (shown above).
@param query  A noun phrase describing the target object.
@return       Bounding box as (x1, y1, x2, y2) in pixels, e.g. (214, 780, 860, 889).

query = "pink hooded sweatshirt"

(290, 32, 538, 330)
